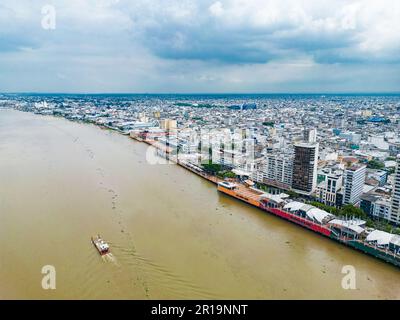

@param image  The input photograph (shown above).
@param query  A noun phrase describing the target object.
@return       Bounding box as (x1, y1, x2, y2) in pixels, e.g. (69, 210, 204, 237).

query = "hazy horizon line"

(2, 91, 400, 96)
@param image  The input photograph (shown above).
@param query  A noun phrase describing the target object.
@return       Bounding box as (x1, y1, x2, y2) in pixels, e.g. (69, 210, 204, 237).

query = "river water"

(0, 109, 399, 299)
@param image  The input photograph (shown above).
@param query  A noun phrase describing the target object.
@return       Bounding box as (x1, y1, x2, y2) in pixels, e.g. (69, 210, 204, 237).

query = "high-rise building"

(390, 155, 400, 225)
(304, 128, 317, 143)
(316, 172, 343, 207)
(292, 143, 319, 195)
(343, 164, 366, 205)
(261, 154, 293, 189)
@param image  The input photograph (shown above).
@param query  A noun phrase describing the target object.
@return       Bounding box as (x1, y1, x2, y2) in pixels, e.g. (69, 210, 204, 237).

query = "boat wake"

(102, 253, 119, 265)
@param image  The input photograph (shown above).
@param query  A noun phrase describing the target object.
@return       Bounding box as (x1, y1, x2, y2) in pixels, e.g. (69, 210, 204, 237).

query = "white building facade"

(390, 155, 400, 225)
(343, 165, 367, 205)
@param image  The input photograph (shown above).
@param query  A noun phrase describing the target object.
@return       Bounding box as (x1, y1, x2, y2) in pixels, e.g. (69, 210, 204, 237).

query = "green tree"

(287, 190, 299, 198)
(339, 205, 367, 220)
(262, 121, 274, 127)
(367, 159, 384, 170)
(386, 168, 395, 175)
(366, 219, 375, 228)
(309, 201, 340, 215)
(223, 171, 237, 179)
(202, 163, 222, 174)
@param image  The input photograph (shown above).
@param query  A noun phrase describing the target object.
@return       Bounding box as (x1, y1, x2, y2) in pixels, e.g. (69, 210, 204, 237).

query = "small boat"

(91, 235, 110, 255)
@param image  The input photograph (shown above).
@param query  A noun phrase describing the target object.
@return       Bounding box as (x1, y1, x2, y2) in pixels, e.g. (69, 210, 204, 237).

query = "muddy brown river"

(0, 109, 399, 299)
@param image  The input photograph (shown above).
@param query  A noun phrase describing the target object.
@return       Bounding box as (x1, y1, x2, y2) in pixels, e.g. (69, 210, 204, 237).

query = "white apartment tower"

(263, 154, 293, 188)
(317, 173, 343, 207)
(343, 165, 366, 205)
(390, 155, 400, 225)
(304, 128, 317, 143)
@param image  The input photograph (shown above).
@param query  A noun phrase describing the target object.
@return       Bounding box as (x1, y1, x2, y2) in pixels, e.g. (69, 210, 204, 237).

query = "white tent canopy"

(329, 219, 365, 234)
(306, 208, 332, 224)
(284, 202, 333, 224)
(366, 230, 393, 246)
(284, 201, 304, 212)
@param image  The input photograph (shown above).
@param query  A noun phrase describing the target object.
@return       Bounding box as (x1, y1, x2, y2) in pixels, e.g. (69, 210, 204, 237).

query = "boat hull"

(91, 237, 110, 256)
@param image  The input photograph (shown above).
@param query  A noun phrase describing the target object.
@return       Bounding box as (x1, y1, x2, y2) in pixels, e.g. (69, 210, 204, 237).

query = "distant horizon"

(2, 91, 400, 96)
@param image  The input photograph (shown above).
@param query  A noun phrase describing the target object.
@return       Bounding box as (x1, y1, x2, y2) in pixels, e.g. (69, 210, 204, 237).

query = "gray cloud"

(127, 0, 400, 65)
(0, 0, 399, 92)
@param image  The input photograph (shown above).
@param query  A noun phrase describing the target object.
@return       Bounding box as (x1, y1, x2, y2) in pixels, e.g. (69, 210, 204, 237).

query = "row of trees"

(309, 201, 366, 218)
(201, 163, 237, 179)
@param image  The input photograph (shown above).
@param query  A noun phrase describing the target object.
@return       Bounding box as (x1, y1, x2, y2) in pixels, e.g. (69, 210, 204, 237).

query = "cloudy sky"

(0, 0, 399, 93)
